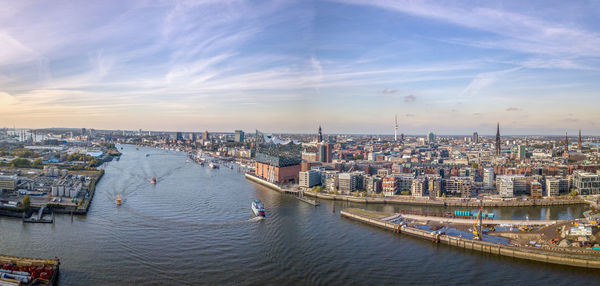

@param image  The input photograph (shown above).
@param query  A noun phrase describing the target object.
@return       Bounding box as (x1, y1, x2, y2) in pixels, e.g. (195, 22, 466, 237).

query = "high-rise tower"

(564, 131, 569, 158)
(394, 115, 398, 142)
(317, 126, 323, 143)
(578, 129, 582, 150)
(495, 122, 501, 156)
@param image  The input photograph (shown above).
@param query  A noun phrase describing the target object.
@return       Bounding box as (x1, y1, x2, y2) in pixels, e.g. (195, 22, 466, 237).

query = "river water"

(0, 144, 598, 285)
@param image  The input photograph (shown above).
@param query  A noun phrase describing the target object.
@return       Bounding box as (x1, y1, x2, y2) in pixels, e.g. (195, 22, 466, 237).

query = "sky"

(1, 0, 599, 135)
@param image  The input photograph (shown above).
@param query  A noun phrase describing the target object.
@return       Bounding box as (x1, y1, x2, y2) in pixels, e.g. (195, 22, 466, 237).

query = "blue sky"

(1, 0, 599, 135)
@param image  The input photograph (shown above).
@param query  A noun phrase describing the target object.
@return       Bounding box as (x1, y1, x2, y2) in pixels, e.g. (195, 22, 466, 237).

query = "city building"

(446, 177, 473, 198)
(483, 168, 494, 189)
(176, 132, 183, 141)
(338, 173, 357, 194)
(573, 170, 600, 195)
(365, 176, 382, 194)
(234, 130, 245, 143)
(545, 177, 569, 197)
(411, 177, 427, 197)
(472, 132, 479, 144)
(299, 170, 321, 188)
(518, 145, 527, 160)
(427, 132, 436, 144)
(497, 176, 514, 198)
(382, 176, 398, 197)
(0, 175, 17, 191)
(530, 181, 542, 198)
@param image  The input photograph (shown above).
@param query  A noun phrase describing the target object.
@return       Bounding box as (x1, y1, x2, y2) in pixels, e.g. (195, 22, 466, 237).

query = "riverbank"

(341, 208, 600, 269)
(244, 173, 588, 208)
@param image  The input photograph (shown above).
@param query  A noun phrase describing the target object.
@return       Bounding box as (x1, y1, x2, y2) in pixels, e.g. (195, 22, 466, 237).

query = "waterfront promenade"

(245, 173, 588, 208)
(397, 213, 563, 226)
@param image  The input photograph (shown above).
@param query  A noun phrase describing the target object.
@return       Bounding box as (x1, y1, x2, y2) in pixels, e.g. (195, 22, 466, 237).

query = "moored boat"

(209, 163, 219, 169)
(251, 200, 265, 217)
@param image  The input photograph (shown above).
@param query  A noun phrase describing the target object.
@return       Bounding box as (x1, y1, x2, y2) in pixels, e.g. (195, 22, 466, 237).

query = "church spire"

(495, 122, 501, 156)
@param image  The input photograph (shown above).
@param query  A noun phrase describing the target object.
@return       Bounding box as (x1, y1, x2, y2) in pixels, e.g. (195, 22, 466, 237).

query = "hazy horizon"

(1, 1, 599, 135)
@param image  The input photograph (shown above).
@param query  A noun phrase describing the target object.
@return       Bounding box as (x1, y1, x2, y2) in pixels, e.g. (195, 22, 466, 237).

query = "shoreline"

(244, 173, 589, 208)
(340, 208, 600, 269)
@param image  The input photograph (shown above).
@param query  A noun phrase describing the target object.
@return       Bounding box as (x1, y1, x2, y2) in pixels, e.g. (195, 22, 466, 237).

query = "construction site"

(341, 205, 600, 269)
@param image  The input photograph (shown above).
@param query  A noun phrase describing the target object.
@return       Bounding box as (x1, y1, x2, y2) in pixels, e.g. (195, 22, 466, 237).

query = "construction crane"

(472, 195, 484, 240)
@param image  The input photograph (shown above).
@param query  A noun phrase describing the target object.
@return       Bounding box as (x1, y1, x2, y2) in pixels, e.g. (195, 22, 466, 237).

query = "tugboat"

(151, 177, 157, 184)
(116, 196, 122, 206)
(251, 200, 265, 217)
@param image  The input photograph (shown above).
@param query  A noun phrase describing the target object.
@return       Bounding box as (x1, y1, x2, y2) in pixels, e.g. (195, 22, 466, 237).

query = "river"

(0, 144, 598, 285)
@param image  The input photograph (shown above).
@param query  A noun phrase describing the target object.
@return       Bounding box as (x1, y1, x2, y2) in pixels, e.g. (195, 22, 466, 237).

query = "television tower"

(394, 114, 398, 141)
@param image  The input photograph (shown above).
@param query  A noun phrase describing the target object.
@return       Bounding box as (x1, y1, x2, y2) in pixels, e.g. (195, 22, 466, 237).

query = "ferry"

(151, 177, 157, 184)
(251, 200, 265, 217)
(116, 196, 122, 206)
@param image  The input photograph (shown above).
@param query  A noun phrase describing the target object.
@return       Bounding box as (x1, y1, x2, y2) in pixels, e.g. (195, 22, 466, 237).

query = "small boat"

(116, 196, 122, 206)
(251, 200, 265, 217)
(151, 177, 157, 184)
(145, 154, 150, 157)
(209, 163, 219, 169)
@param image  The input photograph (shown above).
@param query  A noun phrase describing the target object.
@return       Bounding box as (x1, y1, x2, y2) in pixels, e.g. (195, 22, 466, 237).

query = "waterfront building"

(545, 177, 569, 197)
(299, 170, 321, 188)
(254, 131, 302, 184)
(411, 177, 427, 197)
(446, 177, 473, 198)
(382, 176, 398, 196)
(530, 181, 542, 198)
(428, 178, 444, 198)
(338, 173, 358, 194)
(573, 170, 600, 195)
(483, 168, 494, 189)
(234, 130, 245, 143)
(497, 176, 514, 198)
(365, 176, 382, 194)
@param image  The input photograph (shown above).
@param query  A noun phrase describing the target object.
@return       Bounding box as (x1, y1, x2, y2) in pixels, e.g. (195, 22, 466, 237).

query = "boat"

(145, 153, 150, 157)
(251, 200, 265, 217)
(116, 196, 122, 206)
(209, 163, 219, 169)
(151, 177, 157, 184)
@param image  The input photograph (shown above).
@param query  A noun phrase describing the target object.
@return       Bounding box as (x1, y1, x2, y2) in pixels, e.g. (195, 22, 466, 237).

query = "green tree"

(32, 158, 43, 167)
(10, 158, 31, 168)
(22, 195, 30, 209)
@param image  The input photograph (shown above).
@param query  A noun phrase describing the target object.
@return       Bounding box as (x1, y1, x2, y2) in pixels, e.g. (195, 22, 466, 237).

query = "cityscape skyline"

(1, 1, 600, 134)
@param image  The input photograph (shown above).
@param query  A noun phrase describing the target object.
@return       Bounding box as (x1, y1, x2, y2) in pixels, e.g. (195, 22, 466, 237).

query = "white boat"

(209, 163, 219, 169)
(251, 200, 265, 217)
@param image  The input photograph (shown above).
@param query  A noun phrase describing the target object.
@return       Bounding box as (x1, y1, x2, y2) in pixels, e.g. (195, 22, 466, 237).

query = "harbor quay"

(340, 208, 600, 269)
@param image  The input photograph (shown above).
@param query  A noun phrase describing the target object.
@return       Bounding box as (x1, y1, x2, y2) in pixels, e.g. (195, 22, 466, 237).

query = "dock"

(23, 207, 54, 224)
(399, 213, 563, 226)
(341, 208, 600, 269)
(297, 191, 319, 206)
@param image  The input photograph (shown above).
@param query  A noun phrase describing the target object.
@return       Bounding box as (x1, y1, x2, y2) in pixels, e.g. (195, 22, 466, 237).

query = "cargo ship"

(0, 254, 60, 285)
(251, 200, 265, 217)
(115, 196, 122, 206)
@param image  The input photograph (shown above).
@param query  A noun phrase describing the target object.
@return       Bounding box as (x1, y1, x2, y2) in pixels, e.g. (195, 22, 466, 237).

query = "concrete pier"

(399, 214, 563, 226)
(341, 208, 600, 269)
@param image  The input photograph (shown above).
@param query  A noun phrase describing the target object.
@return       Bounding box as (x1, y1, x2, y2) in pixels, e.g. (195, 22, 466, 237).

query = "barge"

(0, 254, 59, 285)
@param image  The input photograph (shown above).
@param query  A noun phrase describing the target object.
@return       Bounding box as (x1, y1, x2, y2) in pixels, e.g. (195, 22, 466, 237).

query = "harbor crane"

(472, 195, 484, 240)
